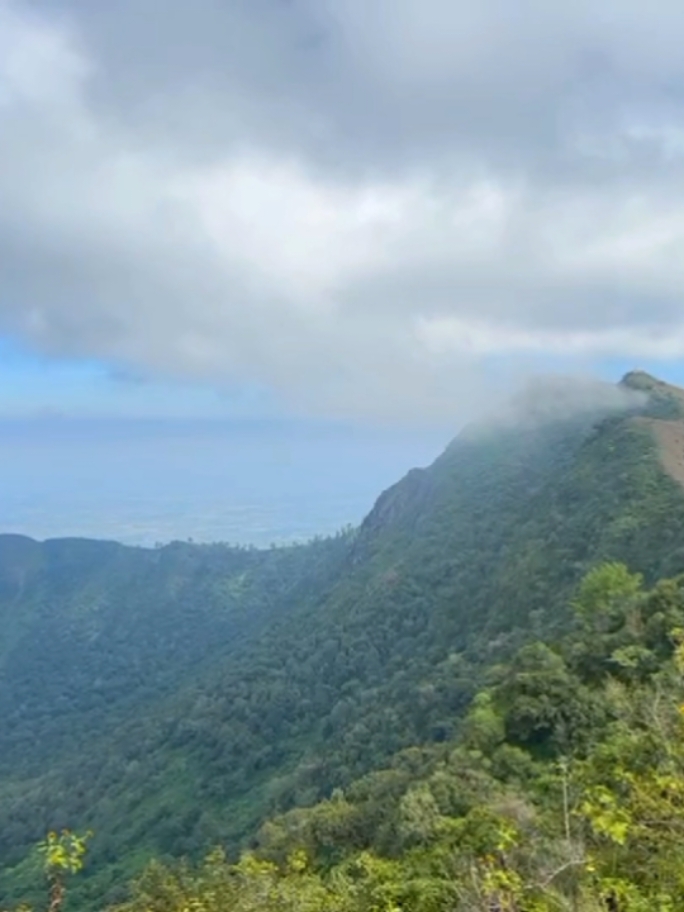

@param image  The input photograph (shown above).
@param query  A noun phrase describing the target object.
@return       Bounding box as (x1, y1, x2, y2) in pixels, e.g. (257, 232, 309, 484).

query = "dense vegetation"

(0, 533, 351, 773)
(3, 372, 684, 909)
(109, 563, 684, 911)
(13, 561, 684, 911)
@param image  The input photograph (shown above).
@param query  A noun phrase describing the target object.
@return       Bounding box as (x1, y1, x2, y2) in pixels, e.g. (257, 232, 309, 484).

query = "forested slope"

(107, 563, 684, 912)
(0, 533, 351, 773)
(3, 372, 684, 908)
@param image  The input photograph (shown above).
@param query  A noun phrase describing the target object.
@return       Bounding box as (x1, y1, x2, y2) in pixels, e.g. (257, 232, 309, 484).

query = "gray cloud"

(3, 0, 684, 421)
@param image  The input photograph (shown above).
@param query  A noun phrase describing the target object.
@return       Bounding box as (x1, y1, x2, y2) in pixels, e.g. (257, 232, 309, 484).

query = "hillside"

(110, 564, 684, 912)
(3, 372, 684, 908)
(0, 533, 351, 774)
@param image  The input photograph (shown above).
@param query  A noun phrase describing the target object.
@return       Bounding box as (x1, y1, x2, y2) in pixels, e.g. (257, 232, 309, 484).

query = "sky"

(2, 0, 684, 426)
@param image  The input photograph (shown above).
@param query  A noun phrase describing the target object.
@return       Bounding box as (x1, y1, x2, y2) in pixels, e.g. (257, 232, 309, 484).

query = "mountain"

(3, 372, 684, 907)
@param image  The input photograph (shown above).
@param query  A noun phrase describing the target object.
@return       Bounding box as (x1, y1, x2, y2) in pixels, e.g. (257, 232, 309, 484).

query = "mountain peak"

(619, 370, 684, 420)
(620, 370, 683, 396)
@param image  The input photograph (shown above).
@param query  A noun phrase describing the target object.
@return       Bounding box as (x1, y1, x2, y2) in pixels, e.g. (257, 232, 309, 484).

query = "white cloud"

(417, 317, 684, 359)
(3, 0, 684, 421)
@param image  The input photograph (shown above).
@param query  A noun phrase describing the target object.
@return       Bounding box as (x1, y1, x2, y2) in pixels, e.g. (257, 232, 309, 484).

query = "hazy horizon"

(0, 417, 448, 547)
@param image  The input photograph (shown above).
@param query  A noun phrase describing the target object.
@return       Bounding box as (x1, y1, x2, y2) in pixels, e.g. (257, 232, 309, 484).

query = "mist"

(468, 373, 650, 435)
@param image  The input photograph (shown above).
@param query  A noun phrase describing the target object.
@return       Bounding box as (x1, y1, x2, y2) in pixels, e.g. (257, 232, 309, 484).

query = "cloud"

(3, 0, 684, 422)
(486, 374, 648, 431)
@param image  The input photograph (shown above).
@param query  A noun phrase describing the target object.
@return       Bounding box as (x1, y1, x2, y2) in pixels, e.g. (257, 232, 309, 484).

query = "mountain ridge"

(3, 372, 684, 906)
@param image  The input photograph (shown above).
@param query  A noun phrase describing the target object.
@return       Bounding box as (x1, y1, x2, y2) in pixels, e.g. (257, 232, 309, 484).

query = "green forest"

(13, 562, 684, 911)
(4, 372, 684, 911)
